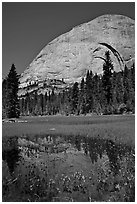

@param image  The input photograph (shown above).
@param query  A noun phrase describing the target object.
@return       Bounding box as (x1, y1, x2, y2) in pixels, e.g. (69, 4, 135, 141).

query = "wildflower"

(115, 183, 120, 190)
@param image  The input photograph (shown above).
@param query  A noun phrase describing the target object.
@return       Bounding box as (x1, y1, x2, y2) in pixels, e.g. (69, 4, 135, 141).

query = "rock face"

(19, 14, 135, 96)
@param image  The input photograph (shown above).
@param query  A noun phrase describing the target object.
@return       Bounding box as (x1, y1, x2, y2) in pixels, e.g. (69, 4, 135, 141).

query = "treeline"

(2, 51, 135, 118)
(19, 51, 135, 116)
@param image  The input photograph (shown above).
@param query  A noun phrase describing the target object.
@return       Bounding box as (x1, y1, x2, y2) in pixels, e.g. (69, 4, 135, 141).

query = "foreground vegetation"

(2, 132, 135, 202)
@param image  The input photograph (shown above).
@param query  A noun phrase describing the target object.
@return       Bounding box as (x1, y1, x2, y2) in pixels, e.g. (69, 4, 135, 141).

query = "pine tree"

(102, 51, 114, 105)
(123, 64, 135, 112)
(26, 93, 30, 115)
(85, 70, 94, 113)
(71, 82, 79, 114)
(2, 78, 8, 118)
(40, 94, 44, 115)
(130, 63, 135, 113)
(6, 64, 20, 118)
(92, 73, 101, 113)
(79, 77, 86, 114)
(131, 63, 135, 91)
(123, 65, 130, 104)
(63, 88, 72, 115)
(115, 71, 124, 105)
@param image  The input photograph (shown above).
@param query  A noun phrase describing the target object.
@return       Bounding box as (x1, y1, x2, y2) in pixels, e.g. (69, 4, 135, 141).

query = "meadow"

(2, 114, 135, 145)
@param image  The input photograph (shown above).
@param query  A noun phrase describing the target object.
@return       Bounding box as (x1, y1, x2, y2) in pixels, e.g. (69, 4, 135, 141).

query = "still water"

(2, 134, 135, 202)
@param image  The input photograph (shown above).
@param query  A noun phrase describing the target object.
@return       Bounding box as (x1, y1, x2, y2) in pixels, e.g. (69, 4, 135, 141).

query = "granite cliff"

(18, 14, 135, 97)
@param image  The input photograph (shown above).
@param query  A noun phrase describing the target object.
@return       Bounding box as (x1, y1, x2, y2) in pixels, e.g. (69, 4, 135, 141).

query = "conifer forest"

(2, 51, 135, 118)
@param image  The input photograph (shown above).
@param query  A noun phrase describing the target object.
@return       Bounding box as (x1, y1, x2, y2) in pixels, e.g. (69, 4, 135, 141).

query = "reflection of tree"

(88, 139, 98, 164)
(95, 138, 105, 159)
(82, 137, 105, 164)
(80, 136, 133, 176)
(83, 137, 88, 155)
(105, 140, 120, 175)
(75, 136, 81, 151)
(2, 137, 20, 175)
(117, 143, 133, 160)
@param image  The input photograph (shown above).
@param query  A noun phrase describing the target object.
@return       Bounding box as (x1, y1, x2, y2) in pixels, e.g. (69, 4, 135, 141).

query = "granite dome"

(19, 14, 135, 88)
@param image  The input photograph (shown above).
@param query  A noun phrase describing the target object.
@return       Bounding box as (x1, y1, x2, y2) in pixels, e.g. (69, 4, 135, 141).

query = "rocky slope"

(18, 14, 135, 97)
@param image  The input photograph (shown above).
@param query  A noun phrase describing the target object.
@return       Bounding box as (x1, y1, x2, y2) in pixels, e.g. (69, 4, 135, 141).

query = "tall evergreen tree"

(123, 64, 135, 112)
(92, 73, 101, 113)
(71, 82, 79, 114)
(115, 71, 124, 104)
(85, 70, 94, 113)
(40, 94, 44, 115)
(131, 63, 135, 91)
(2, 78, 8, 118)
(79, 77, 86, 114)
(6, 64, 20, 118)
(102, 51, 114, 105)
(123, 65, 129, 104)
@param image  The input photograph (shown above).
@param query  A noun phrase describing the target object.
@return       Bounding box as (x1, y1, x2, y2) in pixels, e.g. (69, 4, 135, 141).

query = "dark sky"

(2, 2, 135, 78)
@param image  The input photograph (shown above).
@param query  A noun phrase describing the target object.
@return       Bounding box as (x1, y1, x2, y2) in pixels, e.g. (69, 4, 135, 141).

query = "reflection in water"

(2, 135, 134, 175)
(2, 134, 135, 201)
(105, 140, 120, 175)
(2, 137, 21, 174)
(73, 136, 133, 175)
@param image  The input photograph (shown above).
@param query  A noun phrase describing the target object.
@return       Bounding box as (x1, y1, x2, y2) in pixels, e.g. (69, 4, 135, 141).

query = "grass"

(2, 114, 135, 145)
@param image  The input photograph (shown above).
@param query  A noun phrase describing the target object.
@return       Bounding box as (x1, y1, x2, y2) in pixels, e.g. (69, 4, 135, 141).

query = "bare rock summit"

(19, 14, 134, 96)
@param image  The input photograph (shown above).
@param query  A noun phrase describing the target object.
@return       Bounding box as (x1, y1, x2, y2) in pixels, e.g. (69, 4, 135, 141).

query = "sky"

(2, 2, 135, 78)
